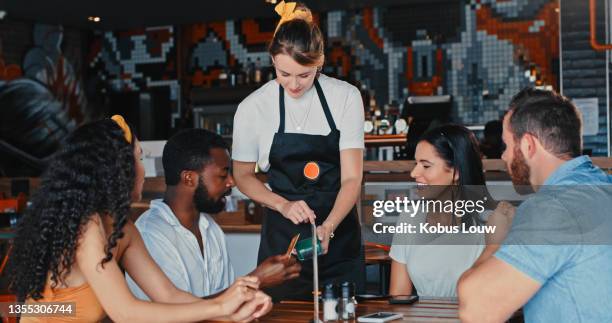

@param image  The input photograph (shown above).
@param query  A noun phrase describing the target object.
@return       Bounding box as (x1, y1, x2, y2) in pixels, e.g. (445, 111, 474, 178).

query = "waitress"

(232, 1, 365, 300)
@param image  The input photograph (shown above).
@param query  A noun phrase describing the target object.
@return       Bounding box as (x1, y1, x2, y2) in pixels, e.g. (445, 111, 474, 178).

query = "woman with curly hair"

(9, 116, 272, 322)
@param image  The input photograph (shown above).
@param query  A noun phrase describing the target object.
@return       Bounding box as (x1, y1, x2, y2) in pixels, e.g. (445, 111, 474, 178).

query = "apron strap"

(278, 79, 337, 133)
(278, 83, 286, 133)
(313, 79, 338, 132)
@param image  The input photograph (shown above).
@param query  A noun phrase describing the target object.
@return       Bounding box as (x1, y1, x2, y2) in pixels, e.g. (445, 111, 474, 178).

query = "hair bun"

(274, 1, 313, 33)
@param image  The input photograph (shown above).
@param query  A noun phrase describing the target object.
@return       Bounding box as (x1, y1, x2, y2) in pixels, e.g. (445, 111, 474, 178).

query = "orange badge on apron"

(303, 161, 320, 181)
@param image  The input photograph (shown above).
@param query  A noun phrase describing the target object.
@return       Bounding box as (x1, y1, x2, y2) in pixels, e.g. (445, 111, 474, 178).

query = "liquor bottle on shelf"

(387, 100, 400, 134)
(211, 60, 221, 87)
(395, 118, 408, 134)
(363, 119, 374, 135)
(219, 65, 229, 87)
(266, 66, 275, 82)
(360, 84, 369, 114)
(367, 90, 379, 135)
(378, 107, 390, 135)
(368, 91, 377, 119)
(351, 65, 362, 84)
(229, 65, 237, 87)
(236, 63, 245, 86)
(335, 61, 343, 79)
(373, 108, 381, 135)
(245, 58, 253, 84)
(254, 58, 262, 84)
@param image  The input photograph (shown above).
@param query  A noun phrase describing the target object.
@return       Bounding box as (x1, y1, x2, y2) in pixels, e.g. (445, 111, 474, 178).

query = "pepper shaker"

(340, 282, 357, 320)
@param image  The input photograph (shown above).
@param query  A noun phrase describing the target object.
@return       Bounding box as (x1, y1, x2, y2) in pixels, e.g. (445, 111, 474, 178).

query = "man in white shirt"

(127, 129, 300, 300)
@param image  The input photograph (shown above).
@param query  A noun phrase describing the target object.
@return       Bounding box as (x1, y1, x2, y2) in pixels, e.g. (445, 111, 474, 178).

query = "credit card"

(285, 233, 300, 258)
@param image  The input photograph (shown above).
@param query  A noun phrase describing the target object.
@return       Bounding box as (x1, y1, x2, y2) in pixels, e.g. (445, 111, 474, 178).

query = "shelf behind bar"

(1, 158, 610, 196)
(363, 159, 507, 173)
(365, 134, 407, 147)
(363, 157, 612, 173)
(208, 134, 408, 147)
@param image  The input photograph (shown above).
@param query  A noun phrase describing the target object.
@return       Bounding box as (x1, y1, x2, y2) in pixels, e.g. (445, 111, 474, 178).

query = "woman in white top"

(232, 1, 365, 300)
(389, 124, 498, 298)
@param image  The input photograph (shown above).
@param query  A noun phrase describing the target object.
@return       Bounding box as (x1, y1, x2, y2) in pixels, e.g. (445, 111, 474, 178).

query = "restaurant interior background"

(2, 0, 611, 174)
(1, 0, 612, 287)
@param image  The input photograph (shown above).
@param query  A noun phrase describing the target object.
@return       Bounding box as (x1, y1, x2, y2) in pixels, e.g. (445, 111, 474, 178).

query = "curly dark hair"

(9, 119, 136, 301)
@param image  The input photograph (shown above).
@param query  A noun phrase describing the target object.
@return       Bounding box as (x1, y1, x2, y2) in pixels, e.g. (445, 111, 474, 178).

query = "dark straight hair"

(419, 124, 493, 226)
(420, 124, 486, 186)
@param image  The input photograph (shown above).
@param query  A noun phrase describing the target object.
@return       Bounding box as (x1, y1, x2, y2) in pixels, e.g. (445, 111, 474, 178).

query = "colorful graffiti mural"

(23, 24, 88, 122)
(0, 59, 22, 82)
(183, 0, 559, 125)
(87, 0, 559, 126)
(88, 26, 180, 122)
(88, 26, 178, 91)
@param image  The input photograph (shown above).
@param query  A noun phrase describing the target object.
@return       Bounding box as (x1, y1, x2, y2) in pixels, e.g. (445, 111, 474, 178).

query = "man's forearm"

(458, 244, 500, 294)
(473, 244, 500, 268)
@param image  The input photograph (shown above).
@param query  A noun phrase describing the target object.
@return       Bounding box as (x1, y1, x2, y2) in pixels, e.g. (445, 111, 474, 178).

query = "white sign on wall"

(573, 98, 599, 136)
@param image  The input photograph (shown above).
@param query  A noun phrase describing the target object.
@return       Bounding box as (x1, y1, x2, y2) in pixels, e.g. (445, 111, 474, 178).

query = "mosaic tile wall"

(186, 0, 560, 127)
(88, 26, 181, 123)
(1, 22, 88, 121)
(88, 26, 179, 95)
(187, 19, 276, 87)
(561, 0, 609, 156)
(87, 1, 564, 130)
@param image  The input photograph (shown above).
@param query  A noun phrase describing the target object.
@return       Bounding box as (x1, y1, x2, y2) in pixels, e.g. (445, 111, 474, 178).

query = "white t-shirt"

(232, 74, 364, 171)
(389, 211, 486, 298)
(126, 199, 235, 299)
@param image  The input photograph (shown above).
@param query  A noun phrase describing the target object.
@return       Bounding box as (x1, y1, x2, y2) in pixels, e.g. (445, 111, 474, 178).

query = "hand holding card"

(285, 233, 300, 258)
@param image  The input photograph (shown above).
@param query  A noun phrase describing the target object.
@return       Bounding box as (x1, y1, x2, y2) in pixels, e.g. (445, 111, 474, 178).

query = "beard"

(193, 178, 228, 214)
(509, 147, 534, 194)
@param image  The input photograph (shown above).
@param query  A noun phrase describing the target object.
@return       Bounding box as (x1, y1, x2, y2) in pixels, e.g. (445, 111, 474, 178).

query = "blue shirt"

(495, 156, 612, 322)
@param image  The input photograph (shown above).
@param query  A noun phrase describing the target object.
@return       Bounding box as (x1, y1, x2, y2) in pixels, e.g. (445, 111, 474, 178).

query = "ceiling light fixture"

(88, 16, 101, 22)
(0, 11, 6, 20)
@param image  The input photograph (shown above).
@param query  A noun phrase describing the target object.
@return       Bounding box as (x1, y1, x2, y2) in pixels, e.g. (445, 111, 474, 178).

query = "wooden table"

(253, 298, 459, 322)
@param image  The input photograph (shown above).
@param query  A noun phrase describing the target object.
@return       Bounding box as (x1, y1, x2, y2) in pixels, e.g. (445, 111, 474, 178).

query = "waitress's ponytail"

(269, 1, 324, 68)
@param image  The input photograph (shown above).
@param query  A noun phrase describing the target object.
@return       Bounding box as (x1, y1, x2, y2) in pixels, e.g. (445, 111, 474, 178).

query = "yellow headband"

(274, 1, 313, 34)
(111, 115, 133, 144)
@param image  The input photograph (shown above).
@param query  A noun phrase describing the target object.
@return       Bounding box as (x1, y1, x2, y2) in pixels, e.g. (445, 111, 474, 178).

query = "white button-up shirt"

(126, 199, 235, 299)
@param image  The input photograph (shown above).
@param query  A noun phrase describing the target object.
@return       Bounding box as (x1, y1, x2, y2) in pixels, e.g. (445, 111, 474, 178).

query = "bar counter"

(2, 158, 611, 234)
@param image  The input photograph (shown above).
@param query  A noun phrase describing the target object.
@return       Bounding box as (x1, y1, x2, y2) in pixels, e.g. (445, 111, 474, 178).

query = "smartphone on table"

(355, 294, 390, 302)
(357, 312, 403, 322)
(388, 295, 418, 305)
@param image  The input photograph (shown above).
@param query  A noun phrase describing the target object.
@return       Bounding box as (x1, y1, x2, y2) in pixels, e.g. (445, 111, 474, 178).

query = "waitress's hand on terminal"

(279, 200, 316, 224)
(316, 222, 334, 254)
(215, 276, 259, 317)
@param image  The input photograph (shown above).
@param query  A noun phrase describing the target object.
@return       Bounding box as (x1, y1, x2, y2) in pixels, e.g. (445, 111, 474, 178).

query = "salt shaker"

(322, 283, 339, 322)
(340, 282, 357, 320)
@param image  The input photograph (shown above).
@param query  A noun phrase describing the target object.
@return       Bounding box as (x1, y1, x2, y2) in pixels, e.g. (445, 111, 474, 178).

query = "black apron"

(257, 79, 365, 301)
